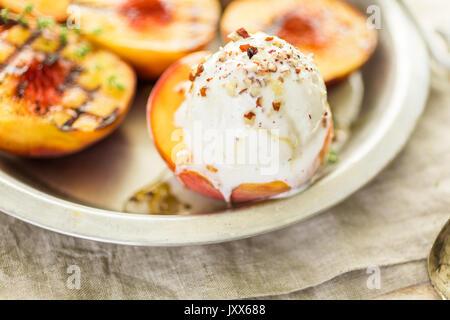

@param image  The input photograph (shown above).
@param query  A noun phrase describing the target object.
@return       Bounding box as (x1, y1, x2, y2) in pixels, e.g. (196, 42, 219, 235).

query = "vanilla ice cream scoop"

(174, 30, 332, 202)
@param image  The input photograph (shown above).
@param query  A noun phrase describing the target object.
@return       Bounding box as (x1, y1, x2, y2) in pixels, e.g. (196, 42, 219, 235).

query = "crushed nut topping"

(189, 64, 204, 81)
(227, 32, 240, 42)
(273, 40, 284, 48)
(200, 86, 208, 97)
(182, 32, 322, 133)
(250, 87, 261, 97)
(236, 28, 250, 39)
(272, 101, 281, 111)
(279, 65, 290, 73)
(246, 45, 258, 59)
(244, 111, 256, 123)
(267, 62, 277, 72)
(217, 50, 227, 62)
(256, 97, 263, 107)
(270, 80, 284, 97)
(239, 44, 250, 52)
(223, 78, 238, 97)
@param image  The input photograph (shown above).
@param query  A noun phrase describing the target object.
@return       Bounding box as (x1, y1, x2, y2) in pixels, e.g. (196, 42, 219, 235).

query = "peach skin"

(69, 0, 221, 78)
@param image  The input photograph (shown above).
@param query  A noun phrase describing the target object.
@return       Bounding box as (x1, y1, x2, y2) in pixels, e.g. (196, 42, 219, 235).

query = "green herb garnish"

(1, 8, 10, 22)
(37, 17, 55, 30)
(17, 15, 28, 27)
(24, 4, 34, 13)
(328, 150, 339, 164)
(73, 26, 81, 36)
(108, 75, 125, 91)
(60, 26, 68, 46)
(17, 4, 33, 27)
(75, 43, 91, 59)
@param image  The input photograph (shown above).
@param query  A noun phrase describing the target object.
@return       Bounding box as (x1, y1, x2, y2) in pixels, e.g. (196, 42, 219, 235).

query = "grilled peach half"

(69, 0, 221, 78)
(221, 0, 378, 84)
(0, 21, 136, 157)
(148, 52, 333, 203)
(0, 0, 70, 21)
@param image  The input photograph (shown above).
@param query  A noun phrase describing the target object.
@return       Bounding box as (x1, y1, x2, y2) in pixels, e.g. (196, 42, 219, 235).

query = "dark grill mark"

(0, 25, 121, 132)
(59, 107, 120, 132)
(59, 107, 85, 131)
(16, 81, 28, 98)
(43, 53, 59, 66)
(63, 66, 84, 88)
(97, 108, 119, 129)
(0, 30, 41, 72)
(0, 18, 19, 28)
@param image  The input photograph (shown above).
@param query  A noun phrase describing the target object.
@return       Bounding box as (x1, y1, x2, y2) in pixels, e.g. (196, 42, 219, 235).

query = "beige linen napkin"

(0, 0, 449, 300)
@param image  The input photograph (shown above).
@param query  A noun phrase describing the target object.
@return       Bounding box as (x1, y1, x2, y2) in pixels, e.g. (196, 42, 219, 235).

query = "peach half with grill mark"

(147, 52, 333, 203)
(0, 20, 136, 157)
(221, 0, 378, 84)
(68, 0, 221, 78)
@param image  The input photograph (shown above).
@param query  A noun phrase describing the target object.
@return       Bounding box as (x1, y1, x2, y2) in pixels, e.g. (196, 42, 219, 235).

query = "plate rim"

(0, 0, 430, 246)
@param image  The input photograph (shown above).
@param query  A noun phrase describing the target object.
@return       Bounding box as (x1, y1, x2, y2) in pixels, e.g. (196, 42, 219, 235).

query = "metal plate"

(0, 0, 429, 246)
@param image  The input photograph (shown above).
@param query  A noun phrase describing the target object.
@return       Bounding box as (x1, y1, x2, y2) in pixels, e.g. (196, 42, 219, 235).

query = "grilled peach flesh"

(221, 0, 378, 84)
(148, 51, 333, 203)
(69, 0, 221, 78)
(0, 19, 136, 157)
(0, 0, 70, 21)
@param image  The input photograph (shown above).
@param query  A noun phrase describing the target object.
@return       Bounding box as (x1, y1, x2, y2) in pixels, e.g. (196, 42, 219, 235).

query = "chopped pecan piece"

(247, 46, 258, 59)
(239, 44, 250, 52)
(272, 101, 281, 111)
(267, 62, 277, 72)
(244, 111, 255, 120)
(256, 97, 263, 107)
(236, 28, 250, 38)
(200, 86, 208, 97)
(189, 64, 204, 81)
